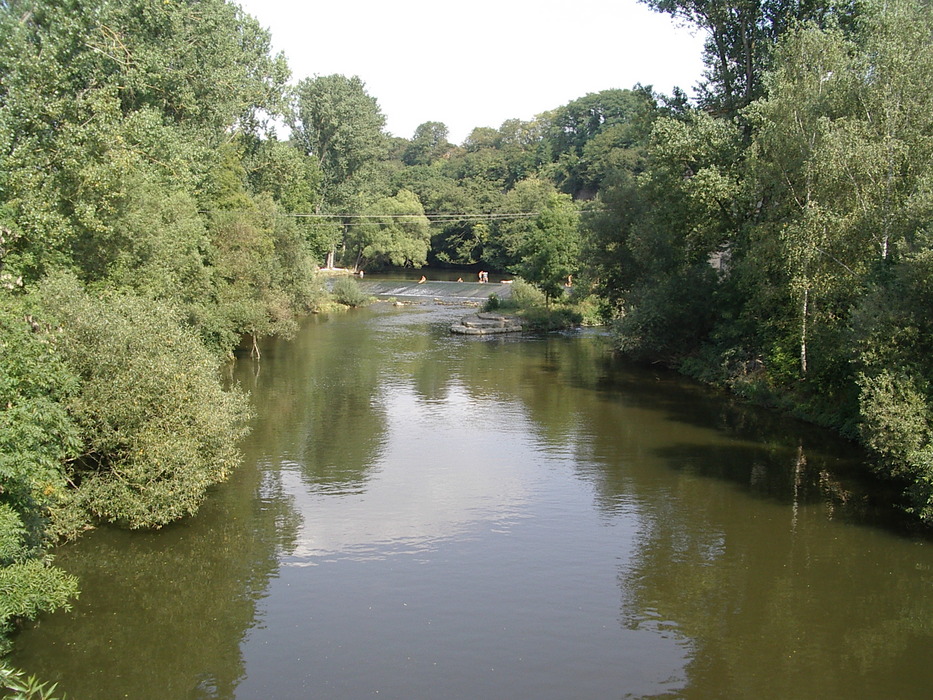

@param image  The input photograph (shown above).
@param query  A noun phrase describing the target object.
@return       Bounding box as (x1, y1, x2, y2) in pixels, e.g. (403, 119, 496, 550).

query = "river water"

(10, 299, 933, 699)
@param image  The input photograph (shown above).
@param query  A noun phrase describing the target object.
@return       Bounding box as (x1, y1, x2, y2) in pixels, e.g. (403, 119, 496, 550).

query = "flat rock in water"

(450, 313, 523, 335)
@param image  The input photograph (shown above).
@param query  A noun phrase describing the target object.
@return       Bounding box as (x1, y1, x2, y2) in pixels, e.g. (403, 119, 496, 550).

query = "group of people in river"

(409, 271, 518, 285)
(417, 271, 489, 284)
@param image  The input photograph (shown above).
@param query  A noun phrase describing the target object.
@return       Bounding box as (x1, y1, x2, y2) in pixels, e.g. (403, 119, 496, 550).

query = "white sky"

(235, 0, 707, 145)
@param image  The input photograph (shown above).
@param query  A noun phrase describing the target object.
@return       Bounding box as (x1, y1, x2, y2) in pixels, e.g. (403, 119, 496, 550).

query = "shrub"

(507, 279, 547, 309)
(0, 659, 67, 699)
(331, 276, 371, 308)
(34, 273, 251, 531)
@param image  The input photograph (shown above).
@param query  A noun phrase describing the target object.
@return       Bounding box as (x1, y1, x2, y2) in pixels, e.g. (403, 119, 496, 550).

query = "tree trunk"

(799, 285, 808, 376)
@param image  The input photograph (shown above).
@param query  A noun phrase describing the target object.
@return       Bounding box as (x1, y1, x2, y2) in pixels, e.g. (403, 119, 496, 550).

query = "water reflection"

(284, 380, 534, 564)
(9, 439, 301, 700)
(10, 302, 933, 699)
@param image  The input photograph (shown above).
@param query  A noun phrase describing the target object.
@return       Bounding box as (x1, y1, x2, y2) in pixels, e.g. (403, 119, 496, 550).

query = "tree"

(516, 194, 581, 304)
(488, 177, 557, 271)
(291, 74, 387, 266)
(352, 190, 431, 269)
(291, 74, 386, 214)
(242, 136, 326, 259)
(0, 0, 290, 283)
(402, 121, 451, 165)
(640, 0, 859, 117)
(541, 88, 656, 196)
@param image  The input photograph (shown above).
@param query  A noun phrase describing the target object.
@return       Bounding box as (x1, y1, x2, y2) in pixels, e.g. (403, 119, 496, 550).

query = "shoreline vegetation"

(2, 0, 933, 690)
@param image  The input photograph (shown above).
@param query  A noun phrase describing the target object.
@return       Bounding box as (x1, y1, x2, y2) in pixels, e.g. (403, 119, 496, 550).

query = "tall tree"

(0, 0, 290, 282)
(291, 74, 387, 214)
(640, 0, 859, 117)
(290, 74, 387, 266)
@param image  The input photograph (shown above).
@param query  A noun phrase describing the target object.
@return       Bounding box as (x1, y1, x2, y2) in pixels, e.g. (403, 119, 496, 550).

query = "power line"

(198, 209, 539, 221)
(289, 212, 539, 221)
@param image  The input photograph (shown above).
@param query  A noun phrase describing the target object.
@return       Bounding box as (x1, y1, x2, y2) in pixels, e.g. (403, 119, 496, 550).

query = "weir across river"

(357, 278, 513, 301)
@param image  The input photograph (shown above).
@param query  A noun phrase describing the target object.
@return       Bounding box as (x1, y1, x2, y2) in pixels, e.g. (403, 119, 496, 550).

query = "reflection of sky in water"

(14, 305, 933, 700)
(242, 371, 691, 700)
(283, 382, 537, 565)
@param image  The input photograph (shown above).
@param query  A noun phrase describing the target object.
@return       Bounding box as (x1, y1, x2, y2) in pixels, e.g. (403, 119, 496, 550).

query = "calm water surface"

(11, 301, 933, 699)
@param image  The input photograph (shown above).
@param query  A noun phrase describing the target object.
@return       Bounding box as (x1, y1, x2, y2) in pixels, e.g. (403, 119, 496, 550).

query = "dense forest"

(1, 0, 932, 682)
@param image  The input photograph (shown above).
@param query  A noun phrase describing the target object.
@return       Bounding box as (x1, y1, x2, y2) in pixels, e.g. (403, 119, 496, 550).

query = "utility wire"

(199, 209, 539, 220)
(290, 212, 538, 220)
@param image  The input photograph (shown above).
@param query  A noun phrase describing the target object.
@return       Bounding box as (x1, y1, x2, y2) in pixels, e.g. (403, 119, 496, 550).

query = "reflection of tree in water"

(510, 335, 904, 525)
(615, 477, 933, 698)
(561, 369, 933, 698)
(451, 332, 933, 697)
(239, 311, 390, 493)
(10, 446, 301, 700)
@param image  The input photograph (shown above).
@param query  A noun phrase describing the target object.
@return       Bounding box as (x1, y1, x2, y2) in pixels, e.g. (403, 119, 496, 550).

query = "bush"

(508, 279, 547, 309)
(0, 659, 67, 699)
(331, 276, 372, 308)
(0, 557, 79, 655)
(34, 273, 251, 531)
(482, 279, 583, 330)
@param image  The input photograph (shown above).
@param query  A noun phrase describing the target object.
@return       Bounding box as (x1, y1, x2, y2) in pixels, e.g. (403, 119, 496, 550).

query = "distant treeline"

(1, 0, 932, 668)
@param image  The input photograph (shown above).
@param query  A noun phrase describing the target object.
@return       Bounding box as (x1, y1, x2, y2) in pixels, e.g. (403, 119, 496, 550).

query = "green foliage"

(542, 87, 657, 195)
(34, 273, 251, 530)
(519, 304, 584, 332)
(0, 558, 79, 653)
(330, 276, 372, 308)
(486, 178, 556, 270)
(0, 0, 290, 284)
(577, 0, 933, 522)
(0, 0, 318, 662)
(483, 279, 582, 330)
(291, 74, 387, 215)
(104, 171, 213, 306)
(0, 300, 80, 521)
(0, 660, 66, 699)
(242, 137, 327, 259)
(403, 122, 451, 166)
(506, 278, 548, 309)
(353, 190, 431, 269)
(640, 0, 859, 117)
(0, 295, 81, 648)
(514, 194, 581, 303)
(613, 265, 719, 363)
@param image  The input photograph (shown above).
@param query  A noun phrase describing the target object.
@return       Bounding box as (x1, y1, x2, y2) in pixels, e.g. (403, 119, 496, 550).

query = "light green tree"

(403, 121, 451, 165)
(352, 190, 431, 269)
(291, 74, 388, 265)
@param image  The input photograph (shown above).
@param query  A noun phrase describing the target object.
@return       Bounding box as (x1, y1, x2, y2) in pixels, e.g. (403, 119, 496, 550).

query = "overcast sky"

(235, 0, 707, 145)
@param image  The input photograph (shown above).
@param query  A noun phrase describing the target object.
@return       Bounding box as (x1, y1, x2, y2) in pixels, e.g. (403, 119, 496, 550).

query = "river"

(9, 298, 933, 699)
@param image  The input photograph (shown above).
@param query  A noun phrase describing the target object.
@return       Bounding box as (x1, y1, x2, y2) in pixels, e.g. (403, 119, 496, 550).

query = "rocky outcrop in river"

(450, 313, 523, 335)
